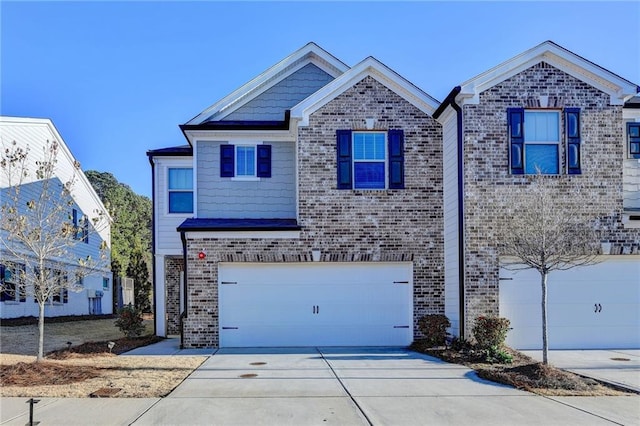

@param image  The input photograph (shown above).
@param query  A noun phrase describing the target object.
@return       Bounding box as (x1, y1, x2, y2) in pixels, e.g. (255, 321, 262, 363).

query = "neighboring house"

(434, 41, 640, 350)
(0, 117, 113, 318)
(149, 41, 639, 350)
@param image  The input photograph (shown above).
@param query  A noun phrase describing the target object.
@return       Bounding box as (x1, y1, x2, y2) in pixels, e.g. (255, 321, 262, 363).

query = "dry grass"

(0, 317, 207, 398)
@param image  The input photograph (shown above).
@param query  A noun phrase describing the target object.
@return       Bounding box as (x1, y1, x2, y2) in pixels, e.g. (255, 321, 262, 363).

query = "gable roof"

(291, 56, 440, 126)
(0, 116, 112, 246)
(185, 42, 349, 125)
(456, 40, 638, 106)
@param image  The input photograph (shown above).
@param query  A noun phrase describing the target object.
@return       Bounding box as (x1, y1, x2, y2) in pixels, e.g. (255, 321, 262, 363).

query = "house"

(148, 42, 639, 350)
(434, 41, 640, 350)
(0, 117, 113, 318)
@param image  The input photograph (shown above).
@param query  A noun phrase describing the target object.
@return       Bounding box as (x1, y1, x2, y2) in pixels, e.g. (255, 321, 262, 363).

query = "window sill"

(231, 177, 261, 182)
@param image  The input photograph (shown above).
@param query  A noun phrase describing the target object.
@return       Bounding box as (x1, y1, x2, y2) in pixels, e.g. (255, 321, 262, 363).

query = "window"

(628, 122, 640, 159)
(508, 108, 581, 175)
(220, 144, 271, 178)
(33, 267, 67, 304)
(236, 146, 256, 176)
(1, 263, 26, 302)
(336, 129, 404, 189)
(103, 277, 110, 291)
(353, 132, 386, 188)
(168, 168, 193, 213)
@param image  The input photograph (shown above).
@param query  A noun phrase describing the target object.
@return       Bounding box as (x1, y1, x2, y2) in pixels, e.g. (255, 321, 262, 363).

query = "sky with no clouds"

(1, 0, 638, 197)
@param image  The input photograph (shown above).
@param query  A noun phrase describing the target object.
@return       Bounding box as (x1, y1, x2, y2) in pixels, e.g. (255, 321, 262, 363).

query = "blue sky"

(1, 1, 638, 198)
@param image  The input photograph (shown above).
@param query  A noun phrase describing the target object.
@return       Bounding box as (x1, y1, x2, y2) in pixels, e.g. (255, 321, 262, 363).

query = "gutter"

(179, 230, 188, 350)
(147, 155, 158, 337)
(434, 86, 466, 339)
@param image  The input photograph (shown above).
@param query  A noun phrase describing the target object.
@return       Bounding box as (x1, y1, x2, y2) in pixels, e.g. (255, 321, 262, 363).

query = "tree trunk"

(37, 302, 45, 362)
(541, 272, 549, 365)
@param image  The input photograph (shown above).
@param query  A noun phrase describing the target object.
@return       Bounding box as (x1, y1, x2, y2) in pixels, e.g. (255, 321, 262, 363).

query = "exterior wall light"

(198, 250, 206, 260)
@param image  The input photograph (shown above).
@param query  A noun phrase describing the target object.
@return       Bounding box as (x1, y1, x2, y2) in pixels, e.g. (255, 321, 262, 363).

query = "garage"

(499, 257, 640, 350)
(218, 262, 413, 347)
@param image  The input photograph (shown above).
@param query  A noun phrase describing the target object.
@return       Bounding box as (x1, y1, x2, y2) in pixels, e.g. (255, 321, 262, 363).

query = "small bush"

(472, 316, 511, 350)
(417, 314, 451, 347)
(483, 345, 514, 364)
(450, 336, 473, 352)
(114, 305, 145, 338)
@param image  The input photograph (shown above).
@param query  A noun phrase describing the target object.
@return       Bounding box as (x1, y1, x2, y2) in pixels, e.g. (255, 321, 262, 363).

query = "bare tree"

(1, 140, 109, 361)
(498, 174, 602, 365)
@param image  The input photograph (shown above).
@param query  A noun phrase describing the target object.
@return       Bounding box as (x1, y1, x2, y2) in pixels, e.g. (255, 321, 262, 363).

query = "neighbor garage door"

(218, 262, 413, 347)
(499, 257, 640, 350)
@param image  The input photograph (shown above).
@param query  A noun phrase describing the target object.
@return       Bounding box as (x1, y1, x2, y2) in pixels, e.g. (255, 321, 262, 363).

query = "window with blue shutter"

(221, 144, 272, 178)
(220, 144, 235, 177)
(336, 130, 353, 189)
(628, 122, 640, 159)
(565, 108, 581, 174)
(336, 129, 405, 189)
(1, 263, 26, 303)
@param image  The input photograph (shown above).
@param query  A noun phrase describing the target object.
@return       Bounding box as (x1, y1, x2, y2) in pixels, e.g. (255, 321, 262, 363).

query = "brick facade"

(164, 256, 183, 336)
(461, 62, 640, 332)
(182, 76, 444, 348)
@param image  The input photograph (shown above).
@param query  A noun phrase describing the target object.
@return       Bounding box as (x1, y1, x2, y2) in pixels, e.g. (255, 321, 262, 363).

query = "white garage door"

(218, 262, 413, 347)
(499, 257, 640, 350)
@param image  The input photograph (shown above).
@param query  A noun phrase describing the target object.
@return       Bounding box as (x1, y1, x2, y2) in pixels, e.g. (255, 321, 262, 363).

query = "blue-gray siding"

(223, 64, 334, 121)
(197, 141, 296, 218)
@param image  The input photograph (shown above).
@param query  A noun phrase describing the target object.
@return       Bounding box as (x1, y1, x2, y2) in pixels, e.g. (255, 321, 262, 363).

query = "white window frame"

(167, 167, 194, 214)
(231, 141, 262, 182)
(352, 131, 388, 189)
(524, 110, 561, 175)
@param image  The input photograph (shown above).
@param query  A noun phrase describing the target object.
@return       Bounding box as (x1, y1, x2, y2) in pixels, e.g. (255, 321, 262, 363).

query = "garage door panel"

(500, 257, 640, 350)
(219, 262, 413, 347)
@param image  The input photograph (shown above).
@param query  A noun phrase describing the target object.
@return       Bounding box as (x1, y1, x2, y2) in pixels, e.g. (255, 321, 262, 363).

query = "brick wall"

(182, 76, 445, 348)
(164, 256, 183, 336)
(461, 62, 640, 332)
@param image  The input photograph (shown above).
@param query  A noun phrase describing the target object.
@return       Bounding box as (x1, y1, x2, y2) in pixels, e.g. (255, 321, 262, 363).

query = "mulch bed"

(412, 341, 635, 396)
(0, 314, 117, 327)
(1, 335, 165, 387)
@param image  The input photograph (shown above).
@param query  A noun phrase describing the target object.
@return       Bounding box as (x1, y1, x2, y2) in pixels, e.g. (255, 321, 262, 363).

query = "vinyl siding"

(196, 141, 296, 218)
(441, 109, 460, 337)
(623, 158, 640, 209)
(222, 63, 333, 121)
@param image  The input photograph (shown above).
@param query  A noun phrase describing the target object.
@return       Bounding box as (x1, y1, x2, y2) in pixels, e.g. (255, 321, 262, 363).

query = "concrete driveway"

(132, 347, 638, 426)
(2, 347, 638, 425)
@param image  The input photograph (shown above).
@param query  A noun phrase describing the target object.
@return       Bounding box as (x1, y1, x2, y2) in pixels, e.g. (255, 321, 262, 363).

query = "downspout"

(450, 88, 466, 339)
(179, 230, 188, 349)
(147, 155, 158, 336)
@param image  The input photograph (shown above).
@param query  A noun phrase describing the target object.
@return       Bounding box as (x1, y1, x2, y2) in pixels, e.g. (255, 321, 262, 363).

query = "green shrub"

(483, 345, 514, 364)
(114, 305, 145, 337)
(472, 316, 511, 350)
(417, 314, 451, 347)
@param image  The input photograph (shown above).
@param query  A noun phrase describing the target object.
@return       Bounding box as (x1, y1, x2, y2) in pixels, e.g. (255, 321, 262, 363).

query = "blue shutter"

(220, 144, 235, 177)
(336, 130, 352, 189)
(508, 108, 525, 174)
(256, 145, 272, 178)
(565, 108, 581, 175)
(0, 264, 6, 302)
(388, 129, 404, 189)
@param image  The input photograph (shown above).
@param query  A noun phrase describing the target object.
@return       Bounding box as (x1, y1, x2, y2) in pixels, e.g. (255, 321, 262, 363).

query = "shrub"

(483, 345, 514, 364)
(114, 305, 145, 337)
(472, 316, 511, 350)
(417, 314, 451, 347)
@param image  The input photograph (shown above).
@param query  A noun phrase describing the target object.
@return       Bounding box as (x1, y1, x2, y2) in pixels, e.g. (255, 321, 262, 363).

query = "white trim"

(185, 230, 300, 239)
(457, 41, 638, 106)
(291, 57, 440, 126)
(186, 43, 349, 125)
(155, 254, 166, 337)
(184, 130, 296, 145)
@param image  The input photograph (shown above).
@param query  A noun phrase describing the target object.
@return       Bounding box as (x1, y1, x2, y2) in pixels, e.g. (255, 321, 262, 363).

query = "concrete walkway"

(1, 346, 639, 425)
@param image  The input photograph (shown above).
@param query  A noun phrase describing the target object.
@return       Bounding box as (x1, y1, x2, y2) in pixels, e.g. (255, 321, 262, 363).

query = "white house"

(0, 116, 113, 318)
